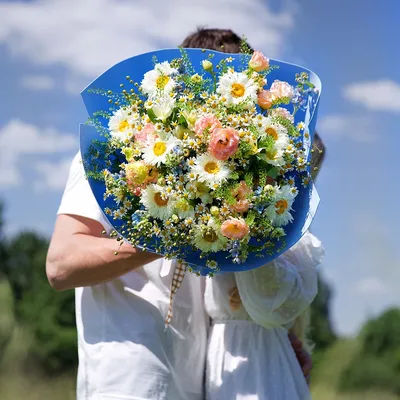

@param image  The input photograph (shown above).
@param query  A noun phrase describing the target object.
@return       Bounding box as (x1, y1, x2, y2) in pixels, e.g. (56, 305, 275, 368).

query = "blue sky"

(0, 0, 398, 335)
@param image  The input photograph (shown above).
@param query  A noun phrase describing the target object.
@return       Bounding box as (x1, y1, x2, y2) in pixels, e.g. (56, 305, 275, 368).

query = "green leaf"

(147, 109, 158, 123)
(267, 167, 279, 179)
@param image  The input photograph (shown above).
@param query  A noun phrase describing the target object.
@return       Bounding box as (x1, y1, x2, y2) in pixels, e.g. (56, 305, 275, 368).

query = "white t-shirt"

(58, 153, 208, 400)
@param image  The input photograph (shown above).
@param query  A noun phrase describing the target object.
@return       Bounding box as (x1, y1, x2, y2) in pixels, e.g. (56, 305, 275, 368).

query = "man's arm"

(46, 214, 162, 291)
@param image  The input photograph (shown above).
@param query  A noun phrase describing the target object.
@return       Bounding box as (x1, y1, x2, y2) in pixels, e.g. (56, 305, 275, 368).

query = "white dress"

(205, 232, 324, 400)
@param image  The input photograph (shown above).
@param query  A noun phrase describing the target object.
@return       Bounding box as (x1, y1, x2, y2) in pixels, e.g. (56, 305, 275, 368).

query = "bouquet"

(80, 47, 321, 276)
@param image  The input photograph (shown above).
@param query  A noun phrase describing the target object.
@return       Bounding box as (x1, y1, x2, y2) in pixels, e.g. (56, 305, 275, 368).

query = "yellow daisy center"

(275, 199, 288, 215)
(156, 75, 170, 89)
(153, 141, 167, 156)
(154, 193, 169, 207)
(231, 83, 245, 98)
(204, 161, 220, 174)
(266, 127, 278, 141)
(119, 120, 129, 132)
(203, 230, 218, 243)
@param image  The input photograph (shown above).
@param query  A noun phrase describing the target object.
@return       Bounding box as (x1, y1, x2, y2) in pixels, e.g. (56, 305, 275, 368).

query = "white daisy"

(191, 154, 230, 188)
(151, 95, 176, 122)
(142, 136, 179, 166)
(264, 185, 297, 226)
(141, 61, 178, 98)
(193, 218, 228, 253)
(258, 116, 289, 149)
(108, 108, 135, 141)
(217, 71, 258, 106)
(140, 184, 174, 220)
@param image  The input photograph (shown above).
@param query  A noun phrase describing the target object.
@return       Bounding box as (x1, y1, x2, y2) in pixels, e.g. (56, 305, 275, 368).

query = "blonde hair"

(289, 132, 325, 352)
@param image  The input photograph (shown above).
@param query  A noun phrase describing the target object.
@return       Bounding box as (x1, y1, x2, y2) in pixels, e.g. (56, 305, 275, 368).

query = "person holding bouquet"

(46, 28, 317, 400)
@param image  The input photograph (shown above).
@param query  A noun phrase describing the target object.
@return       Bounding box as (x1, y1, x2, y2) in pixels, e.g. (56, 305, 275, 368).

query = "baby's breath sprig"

(178, 47, 196, 76)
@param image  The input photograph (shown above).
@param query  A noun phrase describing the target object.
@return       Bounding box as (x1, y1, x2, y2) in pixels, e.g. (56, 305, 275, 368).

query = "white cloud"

(20, 75, 55, 91)
(34, 159, 72, 191)
(0, 0, 294, 79)
(0, 120, 77, 187)
(318, 114, 378, 143)
(343, 80, 400, 113)
(355, 277, 387, 296)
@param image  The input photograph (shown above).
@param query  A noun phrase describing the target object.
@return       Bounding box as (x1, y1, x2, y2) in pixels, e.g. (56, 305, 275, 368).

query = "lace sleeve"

(235, 232, 323, 328)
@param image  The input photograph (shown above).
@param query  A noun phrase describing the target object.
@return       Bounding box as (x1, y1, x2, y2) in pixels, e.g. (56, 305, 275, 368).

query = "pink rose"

(231, 200, 250, 213)
(270, 80, 294, 101)
(249, 51, 270, 72)
(257, 90, 273, 110)
(271, 107, 294, 123)
(208, 127, 240, 161)
(144, 167, 159, 185)
(221, 218, 250, 240)
(135, 123, 156, 145)
(231, 181, 252, 213)
(194, 114, 222, 136)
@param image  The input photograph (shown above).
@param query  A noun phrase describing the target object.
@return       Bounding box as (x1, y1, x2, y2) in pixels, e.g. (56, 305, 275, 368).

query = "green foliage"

(309, 273, 337, 351)
(338, 308, 400, 395)
(214, 182, 237, 204)
(361, 308, 400, 359)
(3, 231, 77, 374)
(339, 355, 400, 394)
(0, 201, 7, 277)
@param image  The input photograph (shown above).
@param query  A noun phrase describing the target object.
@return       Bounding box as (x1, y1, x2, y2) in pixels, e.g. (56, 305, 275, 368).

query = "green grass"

(0, 278, 14, 355)
(311, 339, 400, 400)
(0, 280, 75, 400)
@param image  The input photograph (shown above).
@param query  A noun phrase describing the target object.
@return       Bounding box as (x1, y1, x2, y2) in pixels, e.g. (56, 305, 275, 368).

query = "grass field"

(0, 279, 399, 400)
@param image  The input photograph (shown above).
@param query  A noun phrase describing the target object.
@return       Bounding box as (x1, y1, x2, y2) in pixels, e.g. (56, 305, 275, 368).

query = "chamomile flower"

(206, 260, 218, 270)
(259, 117, 289, 149)
(290, 186, 299, 197)
(285, 176, 296, 186)
(301, 174, 311, 187)
(217, 71, 258, 106)
(108, 108, 135, 141)
(142, 136, 179, 166)
(141, 61, 178, 98)
(193, 218, 228, 252)
(297, 121, 305, 131)
(264, 185, 297, 226)
(191, 154, 230, 188)
(297, 154, 308, 171)
(140, 184, 174, 220)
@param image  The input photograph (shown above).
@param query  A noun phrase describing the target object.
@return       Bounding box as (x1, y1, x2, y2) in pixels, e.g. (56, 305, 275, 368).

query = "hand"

(228, 286, 242, 311)
(288, 332, 312, 385)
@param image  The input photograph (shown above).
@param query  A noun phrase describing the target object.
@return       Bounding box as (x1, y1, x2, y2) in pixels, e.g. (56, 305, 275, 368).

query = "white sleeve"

(235, 232, 323, 328)
(57, 151, 110, 229)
